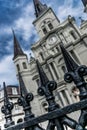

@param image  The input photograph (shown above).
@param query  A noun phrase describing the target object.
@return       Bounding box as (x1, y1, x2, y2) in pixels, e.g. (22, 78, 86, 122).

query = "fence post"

(60, 43, 87, 129)
(18, 73, 44, 130)
(1, 82, 14, 128)
(36, 60, 78, 130)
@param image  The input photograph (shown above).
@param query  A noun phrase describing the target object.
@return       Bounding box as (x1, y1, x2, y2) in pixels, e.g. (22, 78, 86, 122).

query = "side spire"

(33, 0, 48, 18)
(60, 44, 79, 72)
(36, 60, 49, 87)
(12, 30, 26, 60)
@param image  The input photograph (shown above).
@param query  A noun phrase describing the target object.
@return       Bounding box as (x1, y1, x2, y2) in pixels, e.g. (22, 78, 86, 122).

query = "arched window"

(42, 27, 47, 34)
(16, 64, 20, 72)
(36, 79, 39, 87)
(42, 102, 48, 111)
(39, 52, 44, 60)
(56, 46, 59, 52)
(41, 24, 48, 35)
(48, 22, 53, 30)
(62, 66, 66, 73)
(23, 62, 27, 69)
(17, 118, 23, 124)
(70, 30, 77, 40)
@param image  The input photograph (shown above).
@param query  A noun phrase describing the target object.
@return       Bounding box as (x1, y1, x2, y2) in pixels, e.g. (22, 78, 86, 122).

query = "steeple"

(13, 31, 26, 60)
(33, 0, 48, 18)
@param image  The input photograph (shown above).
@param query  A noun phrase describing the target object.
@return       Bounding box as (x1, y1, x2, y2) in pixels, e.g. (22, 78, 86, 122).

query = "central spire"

(33, 0, 48, 18)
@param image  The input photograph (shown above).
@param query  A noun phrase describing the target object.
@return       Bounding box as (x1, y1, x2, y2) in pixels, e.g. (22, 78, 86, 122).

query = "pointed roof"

(3, 82, 9, 105)
(60, 44, 79, 72)
(36, 60, 49, 87)
(33, 0, 48, 18)
(18, 73, 28, 96)
(13, 30, 26, 60)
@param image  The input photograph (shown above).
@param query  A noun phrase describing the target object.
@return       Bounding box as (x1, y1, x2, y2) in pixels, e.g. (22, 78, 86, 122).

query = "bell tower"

(13, 31, 28, 75)
(33, 0, 60, 38)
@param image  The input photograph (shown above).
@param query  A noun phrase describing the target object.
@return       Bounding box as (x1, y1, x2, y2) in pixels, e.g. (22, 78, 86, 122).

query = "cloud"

(57, 0, 86, 22)
(13, 3, 36, 41)
(0, 55, 17, 86)
(0, 49, 34, 87)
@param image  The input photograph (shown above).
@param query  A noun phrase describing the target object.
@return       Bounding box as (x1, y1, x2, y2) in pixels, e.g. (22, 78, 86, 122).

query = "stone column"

(48, 64, 57, 81)
(59, 92, 66, 106)
(73, 50, 83, 64)
(54, 47, 58, 53)
(53, 61, 60, 79)
(72, 22, 82, 36)
(42, 45, 48, 57)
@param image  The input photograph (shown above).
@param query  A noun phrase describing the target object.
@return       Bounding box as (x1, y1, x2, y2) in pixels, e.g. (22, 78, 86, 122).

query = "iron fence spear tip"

(19, 73, 28, 97)
(36, 59, 49, 87)
(60, 43, 79, 72)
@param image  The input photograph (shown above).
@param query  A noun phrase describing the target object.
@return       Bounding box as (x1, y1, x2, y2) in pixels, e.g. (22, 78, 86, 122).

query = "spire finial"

(33, 0, 48, 18)
(12, 30, 26, 60)
(60, 44, 79, 72)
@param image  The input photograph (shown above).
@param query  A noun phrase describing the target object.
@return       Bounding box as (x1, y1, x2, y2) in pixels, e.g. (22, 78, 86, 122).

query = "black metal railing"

(1, 44, 87, 130)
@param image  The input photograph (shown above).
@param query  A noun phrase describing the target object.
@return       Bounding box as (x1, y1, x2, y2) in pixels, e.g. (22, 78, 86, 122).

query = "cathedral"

(0, 0, 87, 129)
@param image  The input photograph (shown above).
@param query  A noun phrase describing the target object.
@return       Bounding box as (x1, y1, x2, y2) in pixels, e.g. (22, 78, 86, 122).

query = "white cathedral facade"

(0, 0, 87, 129)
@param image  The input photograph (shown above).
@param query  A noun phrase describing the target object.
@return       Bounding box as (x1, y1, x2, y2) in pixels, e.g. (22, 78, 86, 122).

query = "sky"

(0, 0, 86, 87)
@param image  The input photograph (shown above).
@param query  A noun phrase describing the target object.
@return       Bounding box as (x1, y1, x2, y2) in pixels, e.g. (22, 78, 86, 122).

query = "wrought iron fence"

(1, 44, 87, 130)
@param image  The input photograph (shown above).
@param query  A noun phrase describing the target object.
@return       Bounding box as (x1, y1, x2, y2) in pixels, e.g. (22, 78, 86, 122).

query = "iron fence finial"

(60, 44, 79, 72)
(60, 44, 87, 129)
(1, 82, 14, 128)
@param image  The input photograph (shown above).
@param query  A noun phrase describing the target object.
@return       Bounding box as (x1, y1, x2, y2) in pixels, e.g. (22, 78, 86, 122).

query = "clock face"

(49, 35, 57, 44)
